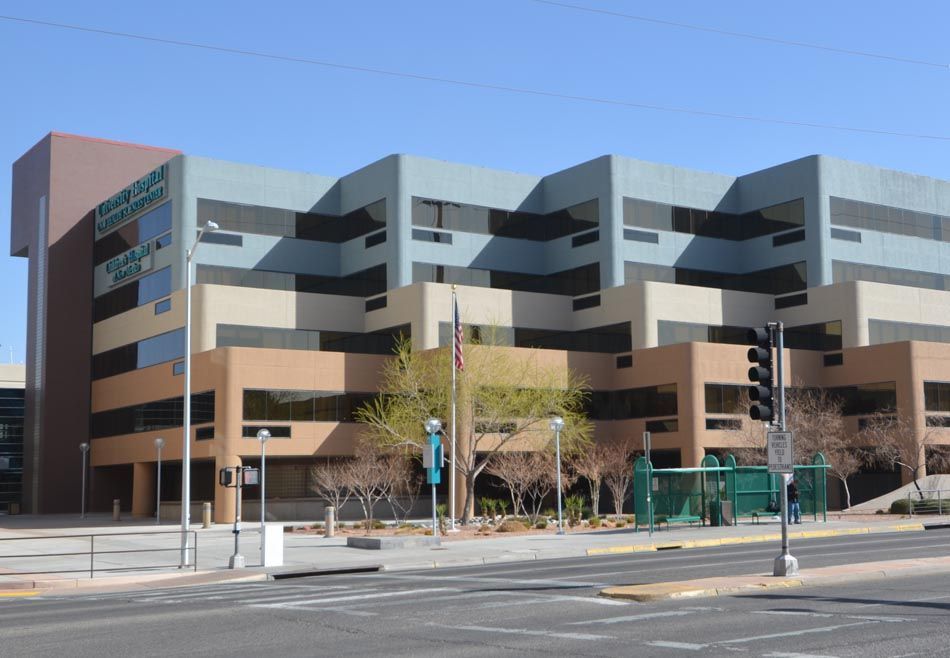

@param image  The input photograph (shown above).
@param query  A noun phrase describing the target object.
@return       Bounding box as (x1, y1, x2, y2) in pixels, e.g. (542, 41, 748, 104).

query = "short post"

(940, 490, 943, 515)
(257, 428, 271, 567)
(550, 416, 565, 535)
(229, 468, 246, 569)
(425, 418, 443, 538)
(908, 491, 913, 517)
(79, 442, 90, 519)
(112, 499, 121, 522)
(325, 506, 335, 538)
(202, 502, 212, 528)
(644, 431, 653, 537)
(154, 437, 164, 525)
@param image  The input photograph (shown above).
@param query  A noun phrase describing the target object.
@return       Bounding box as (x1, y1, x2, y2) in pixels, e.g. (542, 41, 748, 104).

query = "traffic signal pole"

(772, 321, 799, 577)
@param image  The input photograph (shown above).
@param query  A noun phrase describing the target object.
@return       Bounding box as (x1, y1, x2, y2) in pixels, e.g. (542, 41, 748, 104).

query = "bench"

(659, 515, 704, 530)
(746, 511, 780, 525)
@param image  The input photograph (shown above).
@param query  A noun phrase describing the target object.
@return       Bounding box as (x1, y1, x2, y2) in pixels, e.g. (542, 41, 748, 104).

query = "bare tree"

(861, 412, 950, 499)
(725, 400, 767, 465)
(603, 440, 635, 518)
(310, 459, 353, 533)
(571, 444, 609, 516)
(384, 453, 424, 524)
(485, 451, 535, 517)
(523, 452, 556, 525)
(345, 442, 395, 534)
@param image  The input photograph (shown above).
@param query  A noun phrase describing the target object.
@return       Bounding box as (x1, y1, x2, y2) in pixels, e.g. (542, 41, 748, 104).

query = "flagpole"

(450, 286, 458, 531)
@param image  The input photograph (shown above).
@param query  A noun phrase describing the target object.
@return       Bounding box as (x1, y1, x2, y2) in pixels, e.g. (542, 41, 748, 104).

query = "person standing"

(787, 478, 801, 524)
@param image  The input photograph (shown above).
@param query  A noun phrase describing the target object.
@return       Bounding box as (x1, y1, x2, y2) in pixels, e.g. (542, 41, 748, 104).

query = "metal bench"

(660, 515, 704, 529)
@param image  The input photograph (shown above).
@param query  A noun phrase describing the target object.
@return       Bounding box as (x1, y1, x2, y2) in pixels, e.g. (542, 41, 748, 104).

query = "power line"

(529, 0, 950, 70)
(2, 14, 949, 142)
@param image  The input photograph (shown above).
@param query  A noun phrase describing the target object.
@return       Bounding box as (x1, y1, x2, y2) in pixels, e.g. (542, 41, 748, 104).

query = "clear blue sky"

(2, 1, 949, 363)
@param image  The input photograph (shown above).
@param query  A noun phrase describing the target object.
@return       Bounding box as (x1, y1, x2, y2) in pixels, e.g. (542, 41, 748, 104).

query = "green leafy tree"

(356, 335, 591, 523)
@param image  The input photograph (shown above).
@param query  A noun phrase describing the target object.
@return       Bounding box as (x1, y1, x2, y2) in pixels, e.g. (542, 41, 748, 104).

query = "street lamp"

(549, 416, 565, 536)
(154, 437, 165, 525)
(257, 428, 271, 566)
(181, 220, 218, 567)
(79, 443, 90, 519)
(425, 418, 442, 537)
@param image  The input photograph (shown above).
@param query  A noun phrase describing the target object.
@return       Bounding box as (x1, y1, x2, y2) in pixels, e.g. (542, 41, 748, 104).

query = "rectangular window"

(154, 299, 172, 315)
(925, 382, 950, 413)
(623, 197, 804, 240)
(91, 391, 214, 438)
(412, 197, 598, 241)
(199, 198, 386, 242)
(830, 227, 862, 242)
(412, 229, 452, 244)
(155, 233, 173, 249)
(365, 296, 387, 312)
(586, 383, 677, 420)
(823, 353, 843, 367)
(772, 229, 805, 247)
(706, 418, 741, 430)
(242, 425, 292, 438)
(94, 202, 172, 264)
(831, 197, 946, 241)
(572, 295, 600, 311)
(195, 426, 215, 441)
(616, 354, 633, 369)
(201, 232, 243, 247)
(173, 361, 184, 376)
(364, 230, 386, 248)
(92, 327, 185, 380)
(775, 293, 807, 310)
(243, 389, 375, 423)
(869, 319, 950, 346)
(198, 264, 387, 298)
(834, 261, 947, 291)
(94, 266, 173, 323)
(623, 228, 660, 244)
(704, 383, 744, 414)
(572, 230, 599, 247)
(645, 418, 678, 433)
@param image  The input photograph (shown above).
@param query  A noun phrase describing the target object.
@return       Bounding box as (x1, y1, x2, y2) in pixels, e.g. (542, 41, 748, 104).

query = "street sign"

(426, 435, 443, 485)
(767, 431, 793, 474)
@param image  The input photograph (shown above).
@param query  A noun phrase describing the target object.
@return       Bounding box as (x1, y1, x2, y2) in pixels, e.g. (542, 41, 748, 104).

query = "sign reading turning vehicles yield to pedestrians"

(767, 431, 794, 474)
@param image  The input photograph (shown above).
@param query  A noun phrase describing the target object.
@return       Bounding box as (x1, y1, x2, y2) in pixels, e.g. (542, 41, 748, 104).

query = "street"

(2, 530, 949, 657)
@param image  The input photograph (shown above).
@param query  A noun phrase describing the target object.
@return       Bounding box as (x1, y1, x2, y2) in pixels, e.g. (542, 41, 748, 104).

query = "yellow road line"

(0, 591, 39, 598)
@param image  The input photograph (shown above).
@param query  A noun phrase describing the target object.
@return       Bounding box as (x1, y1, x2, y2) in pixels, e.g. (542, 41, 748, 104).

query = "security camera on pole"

(747, 322, 798, 577)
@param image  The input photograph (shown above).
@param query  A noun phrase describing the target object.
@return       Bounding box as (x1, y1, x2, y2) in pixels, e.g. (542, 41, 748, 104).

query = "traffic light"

(747, 326, 774, 422)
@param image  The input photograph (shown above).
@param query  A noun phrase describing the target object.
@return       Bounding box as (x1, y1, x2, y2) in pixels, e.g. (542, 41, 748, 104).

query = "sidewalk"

(0, 513, 934, 593)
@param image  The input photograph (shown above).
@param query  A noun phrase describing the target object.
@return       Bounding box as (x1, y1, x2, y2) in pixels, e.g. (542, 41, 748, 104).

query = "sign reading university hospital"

(95, 164, 167, 237)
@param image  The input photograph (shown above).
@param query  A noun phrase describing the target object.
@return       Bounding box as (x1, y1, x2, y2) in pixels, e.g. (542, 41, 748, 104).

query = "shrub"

(479, 497, 498, 520)
(890, 499, 911, 514)
(565, 495, 586, 527)
(498, 499, 510, 518)
(436, 503, 448, 534)
(614, 519, 627, 528)
(496, 519, 528, 533)
(362, 519, 386, 530)
(589, 516, 602, 528)
(535, 520, 548, 529)
(479, 524, 493, 534)
(543, 508, 557, 519)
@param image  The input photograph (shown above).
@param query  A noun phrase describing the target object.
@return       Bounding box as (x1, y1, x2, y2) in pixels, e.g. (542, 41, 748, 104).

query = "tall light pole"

(549, 416, 565, 536)
(154, 437, 165, 525)
(79, 443, 90, 519)
(257, 428, 271, 566)
(181, 220, 218, 567)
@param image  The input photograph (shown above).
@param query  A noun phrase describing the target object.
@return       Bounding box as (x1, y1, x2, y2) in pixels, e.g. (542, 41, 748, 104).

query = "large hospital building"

(10, 132, 950, 520)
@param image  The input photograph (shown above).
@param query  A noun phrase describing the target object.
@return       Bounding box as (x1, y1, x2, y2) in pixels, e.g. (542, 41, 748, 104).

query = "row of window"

(658, 320, 842, 352)
(92, 328, 184, 380)
(833, 261, 950, 293)
(217, 323, 410, 356)
(584, 384, 678, 421)
(94, 266, 173, 323)
(703, 382, 896, 417)
(831, 197, 950, 241)
(869, 319, 950, 347)
(437, 321, 632, 355)
(197, 264, 387, 298)
(624, 261, 808, 296)
(412, 198, 598, 241)
(243, 389, 377, 422)
(413, 262, 600, 297)
(0, 389, 24, 506)
(623, 198, 804, 241)
(93, 202, 172, 263)
(197, 199, 386, 243)
(90, 392, 214, 439)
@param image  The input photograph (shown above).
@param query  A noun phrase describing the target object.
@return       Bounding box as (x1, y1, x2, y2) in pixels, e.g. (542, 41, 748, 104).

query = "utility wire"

(2, 14, 949, 142)
(529, 0, 950, 70)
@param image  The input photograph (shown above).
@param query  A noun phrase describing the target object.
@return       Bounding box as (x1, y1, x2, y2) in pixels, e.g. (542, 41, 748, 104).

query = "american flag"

(453, 297, 464, 371)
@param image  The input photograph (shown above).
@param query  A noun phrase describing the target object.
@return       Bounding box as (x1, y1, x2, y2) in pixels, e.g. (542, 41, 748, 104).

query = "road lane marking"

(648, 640, 707, 650)
(763, 653, 839, 657)
(433, 623, 613, 641)
(380, 574, 605, 588)
(571, 607, 720, 625)
(252, 587, 457, 609)
(718, 620, 872, 644)
(752, 610, 908, 623)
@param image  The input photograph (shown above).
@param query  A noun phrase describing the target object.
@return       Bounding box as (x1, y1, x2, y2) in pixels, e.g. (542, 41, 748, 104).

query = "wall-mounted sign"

(108, 241, 153, 286)
(95, 164, 167, 237)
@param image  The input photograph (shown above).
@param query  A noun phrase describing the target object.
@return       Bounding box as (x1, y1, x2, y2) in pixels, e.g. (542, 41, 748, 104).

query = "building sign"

(95, 164, 167, 237)
(108, 241, 153, 286)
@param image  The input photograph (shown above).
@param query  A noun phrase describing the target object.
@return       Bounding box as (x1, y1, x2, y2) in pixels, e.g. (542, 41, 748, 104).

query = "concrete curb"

(0, 569, 268, 594)
(600, 554, 950, 603)
(585, 523, 925, 557)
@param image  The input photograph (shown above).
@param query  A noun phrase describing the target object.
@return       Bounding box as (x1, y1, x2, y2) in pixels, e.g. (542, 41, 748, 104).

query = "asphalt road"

(3, 530, 950, 657)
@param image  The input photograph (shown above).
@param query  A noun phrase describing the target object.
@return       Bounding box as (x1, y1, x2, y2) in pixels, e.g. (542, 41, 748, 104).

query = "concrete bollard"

(202, 502, 212, 528)
(325, 506, 335, 538)
(112, 499, 121, 521)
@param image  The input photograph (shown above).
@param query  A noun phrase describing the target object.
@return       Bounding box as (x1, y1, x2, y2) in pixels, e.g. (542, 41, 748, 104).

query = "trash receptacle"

(708, 501, 721, 527)
(8, 502, 19, 515)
